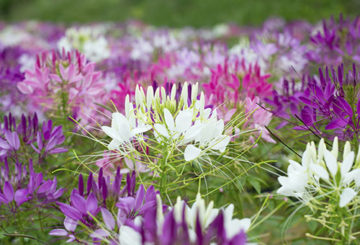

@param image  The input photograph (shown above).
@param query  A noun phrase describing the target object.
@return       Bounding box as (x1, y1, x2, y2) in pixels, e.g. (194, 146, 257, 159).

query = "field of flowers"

(0, 15, 360, 244)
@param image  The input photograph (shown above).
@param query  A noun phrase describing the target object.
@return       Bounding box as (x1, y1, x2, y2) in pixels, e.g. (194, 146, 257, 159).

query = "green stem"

(160, 145, 172, 195)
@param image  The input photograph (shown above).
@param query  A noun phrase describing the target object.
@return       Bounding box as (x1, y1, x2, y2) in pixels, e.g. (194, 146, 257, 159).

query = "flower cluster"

(0, 159, 64, 207)
(0, 113, 67, 160)
(16, 50, 107, 126)
(101, 82, 231, 162)
(277, 137, 360, 241)
(2, 15, 360, 244)
(267, 64, 360, 142)
(51, 168, 251, 245)
(57, 26, 110, 62)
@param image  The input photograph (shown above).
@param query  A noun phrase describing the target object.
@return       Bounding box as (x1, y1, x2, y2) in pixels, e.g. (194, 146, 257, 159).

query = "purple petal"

(86, 193, 98, 216)
(3, 181, 14, 203)
(38, 180, 52, 194)
(326, 118, 348, 130)
(0, 139, 10, 150)
(49, 229, 68, 236)
(57, 202, 82, 220)
(15, 188, 29, 206)
(71, 192, 87, 215)
(90, 229, 110, 239)
(134, 185, 145, 210)
(53, 188, 65, 199)
(78, 174, 84, 196)
(101, 208, 115, 230)
(5, 131, 20, 150)
(230, 230, 247, 245)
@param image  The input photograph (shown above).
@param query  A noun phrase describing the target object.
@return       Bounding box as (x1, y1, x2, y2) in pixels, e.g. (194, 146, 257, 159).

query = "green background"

(0, 0, 358, 27)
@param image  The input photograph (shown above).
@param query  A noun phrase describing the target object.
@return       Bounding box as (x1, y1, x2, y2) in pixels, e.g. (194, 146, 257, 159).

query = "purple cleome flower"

(0, 113, 67, 159)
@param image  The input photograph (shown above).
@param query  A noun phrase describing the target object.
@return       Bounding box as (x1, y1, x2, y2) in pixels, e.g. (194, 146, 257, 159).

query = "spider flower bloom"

(202, 59, 272, 108)
(52, 168, 158, 244)
(0, 159, 64, 208)
(307, 15, 360, 67)
(0, 46, 27, 114)
(119, 193, 250, 245)
(244, 97, 275, 143)
(278, 137, 360, 208)
(277, 137, 360, 241)
(57, 26, 110, 62)
(0, 113, 67, 159)
(267, 64, 360, 142)
(16, 50, 107, 126)
(101, 82, 231, 161)
(202, 59, 274, 142)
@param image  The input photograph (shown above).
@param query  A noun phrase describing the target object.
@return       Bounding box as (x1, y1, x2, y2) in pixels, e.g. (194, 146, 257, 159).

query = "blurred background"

(0, 0, 359, 27)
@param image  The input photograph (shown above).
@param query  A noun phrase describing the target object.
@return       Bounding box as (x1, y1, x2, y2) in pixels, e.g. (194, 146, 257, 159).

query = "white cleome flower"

(128, 83, 231, 161)
(277, 137, 360, 208)
(170, 193, 251, 242)
(101, 112, 151, 151)
(57, 26, 110, 62)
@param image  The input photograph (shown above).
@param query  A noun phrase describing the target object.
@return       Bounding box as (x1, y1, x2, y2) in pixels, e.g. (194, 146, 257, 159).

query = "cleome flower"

(101, 82, 231, 162)
(277, 137, 360, 208)
(101, 112, 151, 152)
(118, 193, 251, 245)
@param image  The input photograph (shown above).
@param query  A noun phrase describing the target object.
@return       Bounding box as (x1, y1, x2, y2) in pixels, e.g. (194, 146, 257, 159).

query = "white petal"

(288, 160, 303, 172)
(171, 84, 177, 101)
(343, 169, 360, 186)
(318, 138, 326, 160)
(344, 141, 351, 160)
(164, 108, 175, 131)
(277, 171, 308, 196)
(341, 151, 355, 177)
(191, 83, 198, 101)
(108, 139, 121, 151)
(64, 217, 77, 232)
(146, 86, 154, 109)
(356, 146, 360, 166)
(210, 135, 230, 152)
(225, 218, 251, 239)
(331, 137, 339, 159)
(183, 123, 202, 143)
(302, 145, 312, 169)
(175, 110, 193, 133)
(324, 150, 338, 177)
(181, 82, 188, 106)
(237, 218, 251, 232)
(154, 124, 169, 138)
(101, 126, 119, 141)
(111, 112, 127, 129)
(184, 145, 201, 161)
(310, 164, 329, 181)
(339, 188, 357, 207)
(119, 226, 142, 245)
(111, 112, 132, 141)
(132, 125, 152, 135)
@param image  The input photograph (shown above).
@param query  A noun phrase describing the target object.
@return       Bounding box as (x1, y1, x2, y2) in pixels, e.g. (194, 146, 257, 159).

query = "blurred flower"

(16, 50, 108, 126)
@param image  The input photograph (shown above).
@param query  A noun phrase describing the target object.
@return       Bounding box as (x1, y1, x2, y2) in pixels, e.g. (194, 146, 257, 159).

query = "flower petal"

(184, 145, 201, 161)
(101, 208, 115, 230)
(341, 151, 355, 177)
(175, 109, 193, 133)
(49, 229, 68, 236)
(340, 188, 357, 207)
(164, 109, 175, 131)
(324, 150, 338, 177)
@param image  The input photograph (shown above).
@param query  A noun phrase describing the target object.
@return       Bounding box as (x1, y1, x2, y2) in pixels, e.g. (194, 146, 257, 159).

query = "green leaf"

(248, 176, 261, 194)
